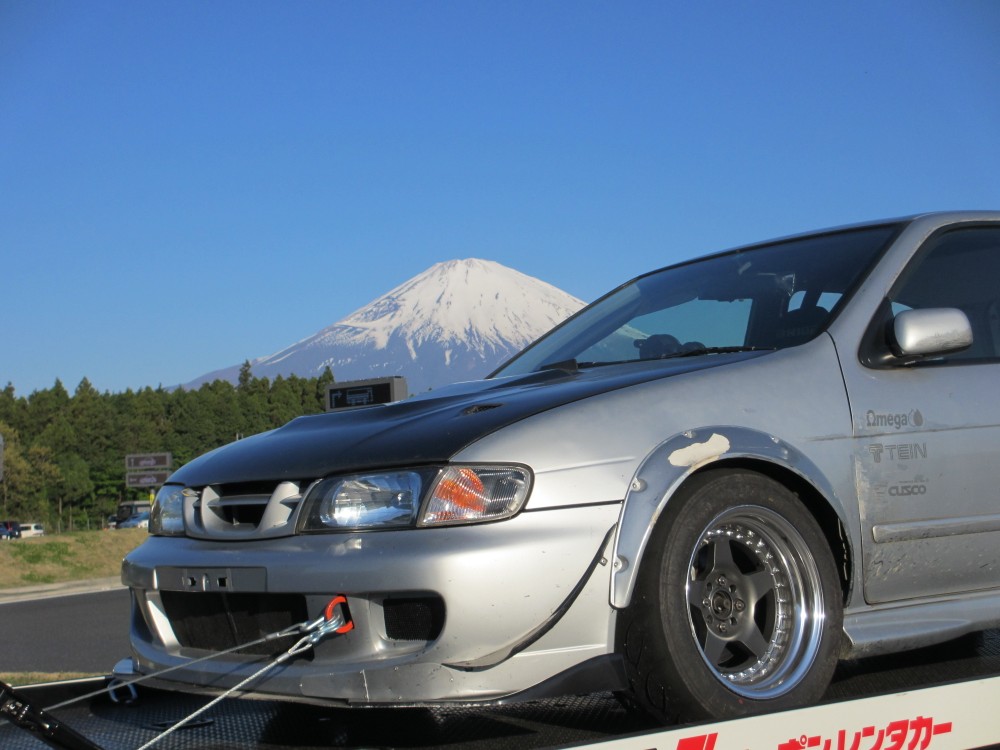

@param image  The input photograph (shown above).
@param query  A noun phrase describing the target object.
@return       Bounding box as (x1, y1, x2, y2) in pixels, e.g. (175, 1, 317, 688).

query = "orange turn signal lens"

(434, 468, 487, 513)
(420, 465, 530, 526)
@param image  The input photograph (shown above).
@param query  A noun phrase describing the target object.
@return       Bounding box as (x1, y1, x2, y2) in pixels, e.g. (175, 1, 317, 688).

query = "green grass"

(0, 529, 148, 589)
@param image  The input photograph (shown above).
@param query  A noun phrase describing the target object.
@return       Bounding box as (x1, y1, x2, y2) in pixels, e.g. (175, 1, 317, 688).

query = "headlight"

(298, 465, 531, 532)
(149, 485, 191, 536)
(299, 471, 424, 532)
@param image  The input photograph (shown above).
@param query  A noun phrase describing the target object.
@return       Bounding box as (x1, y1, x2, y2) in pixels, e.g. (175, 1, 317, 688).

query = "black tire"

(617, 469, 843, 723)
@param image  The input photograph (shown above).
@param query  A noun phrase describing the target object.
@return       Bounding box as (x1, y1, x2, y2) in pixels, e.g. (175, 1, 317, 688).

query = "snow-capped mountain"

(184, 259, 586, 395)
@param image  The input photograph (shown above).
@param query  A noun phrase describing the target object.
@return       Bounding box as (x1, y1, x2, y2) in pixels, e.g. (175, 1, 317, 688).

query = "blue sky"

(3, 1, 999, 396)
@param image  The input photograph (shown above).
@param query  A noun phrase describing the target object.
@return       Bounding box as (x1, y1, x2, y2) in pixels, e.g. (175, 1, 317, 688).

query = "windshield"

(495, 224, 900, 377)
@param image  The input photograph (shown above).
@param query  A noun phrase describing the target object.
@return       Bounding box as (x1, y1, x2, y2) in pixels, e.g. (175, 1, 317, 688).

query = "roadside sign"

(327, 376, 408, 411)
(125, 471, 171, 488)
(126, 453, 172, 471)
(125, 453, 173, 489)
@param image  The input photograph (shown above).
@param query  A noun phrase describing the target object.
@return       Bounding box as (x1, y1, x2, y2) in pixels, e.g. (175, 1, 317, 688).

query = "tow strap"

(0, 681, 102, 750)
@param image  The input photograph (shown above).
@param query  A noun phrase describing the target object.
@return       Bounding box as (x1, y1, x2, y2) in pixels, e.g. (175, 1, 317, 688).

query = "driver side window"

(890, 226, 1000, 362)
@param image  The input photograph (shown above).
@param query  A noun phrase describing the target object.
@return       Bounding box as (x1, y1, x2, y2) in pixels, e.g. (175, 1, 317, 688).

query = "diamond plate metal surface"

(2, 630, 997, 750)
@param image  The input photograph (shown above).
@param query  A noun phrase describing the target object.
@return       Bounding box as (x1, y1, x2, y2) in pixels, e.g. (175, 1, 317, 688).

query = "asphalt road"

(0, 588, 131, 673)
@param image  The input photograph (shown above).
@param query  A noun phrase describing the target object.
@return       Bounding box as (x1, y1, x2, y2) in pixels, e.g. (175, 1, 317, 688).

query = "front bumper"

(122, 502, 621, 705)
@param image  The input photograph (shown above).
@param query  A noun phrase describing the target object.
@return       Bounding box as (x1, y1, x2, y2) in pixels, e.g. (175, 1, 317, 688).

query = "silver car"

(123, 211, 1000, 723)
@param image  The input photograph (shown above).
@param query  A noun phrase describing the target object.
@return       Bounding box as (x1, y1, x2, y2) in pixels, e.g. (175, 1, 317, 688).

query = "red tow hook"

(323, 594, 354, 634)
(298, 595, 354, 646)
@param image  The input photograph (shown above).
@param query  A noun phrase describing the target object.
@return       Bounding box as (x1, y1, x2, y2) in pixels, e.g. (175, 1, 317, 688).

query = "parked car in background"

(0, 521, 21, 540)
(116, 501, 151, 525)
(18, 523, 45, 538)
(123, 211, 1000, 724)
(117, 512, 150, 530)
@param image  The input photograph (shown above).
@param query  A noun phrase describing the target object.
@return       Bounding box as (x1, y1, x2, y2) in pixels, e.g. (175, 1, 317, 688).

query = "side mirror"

(891, 308, 973, 360)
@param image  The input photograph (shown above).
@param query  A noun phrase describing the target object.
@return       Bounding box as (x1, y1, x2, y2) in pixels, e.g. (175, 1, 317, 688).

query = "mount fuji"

(184, 259, 586, 395)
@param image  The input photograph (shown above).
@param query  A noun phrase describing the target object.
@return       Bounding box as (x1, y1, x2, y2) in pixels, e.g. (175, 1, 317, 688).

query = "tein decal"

(866, 443, 928, 463)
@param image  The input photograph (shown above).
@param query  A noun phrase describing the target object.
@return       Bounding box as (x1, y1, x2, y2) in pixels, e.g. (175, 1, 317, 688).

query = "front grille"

(186, 480, 307, 539)
(160, 591, 311, 657)
(383, 596, 445, 641)
(210, 496, 268, 526)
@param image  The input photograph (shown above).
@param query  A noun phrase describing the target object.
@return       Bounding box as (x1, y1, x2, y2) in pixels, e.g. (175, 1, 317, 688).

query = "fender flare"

(610, 425, 845, 609)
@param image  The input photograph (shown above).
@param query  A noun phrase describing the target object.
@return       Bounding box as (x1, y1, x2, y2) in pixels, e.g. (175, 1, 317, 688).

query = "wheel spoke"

(707, 537, 736, 572)
(701, 629, 729, 667)
(687, 581, 706, 609)
(746, 569, 776, 599)
(739, 622, 771, 658)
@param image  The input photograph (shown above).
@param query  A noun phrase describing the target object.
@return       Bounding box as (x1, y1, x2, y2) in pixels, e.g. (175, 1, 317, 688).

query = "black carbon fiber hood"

(169, 353, 765, 486)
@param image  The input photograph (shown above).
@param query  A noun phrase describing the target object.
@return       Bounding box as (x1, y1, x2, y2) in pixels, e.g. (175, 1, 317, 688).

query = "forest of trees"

(0, 363, 335, 532)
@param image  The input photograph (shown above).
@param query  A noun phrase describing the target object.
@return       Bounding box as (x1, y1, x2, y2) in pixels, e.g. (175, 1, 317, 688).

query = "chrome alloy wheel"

(684, 504, 827, 699)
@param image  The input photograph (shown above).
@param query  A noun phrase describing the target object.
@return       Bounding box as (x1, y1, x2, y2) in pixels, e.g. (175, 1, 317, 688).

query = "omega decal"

(865, 409, 924, 430)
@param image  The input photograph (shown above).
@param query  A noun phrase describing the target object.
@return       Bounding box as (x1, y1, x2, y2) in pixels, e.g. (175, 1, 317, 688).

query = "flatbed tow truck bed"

(3, 630, 1000, 750)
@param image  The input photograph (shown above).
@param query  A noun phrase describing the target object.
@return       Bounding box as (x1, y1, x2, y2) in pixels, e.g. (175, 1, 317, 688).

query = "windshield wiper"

(539, 358, 580, 374)
(539, 359, 610, 374)
(539, 347, 769, 374)
(661, 345, 773, 359)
